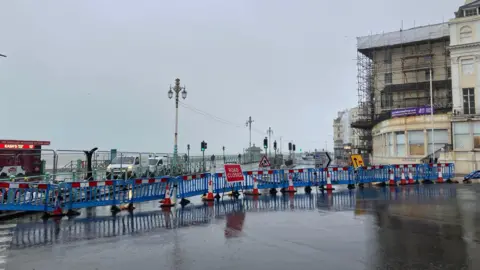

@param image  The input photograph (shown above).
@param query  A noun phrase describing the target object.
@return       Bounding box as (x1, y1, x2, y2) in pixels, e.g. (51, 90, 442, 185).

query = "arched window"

(460, 26, 473, 43)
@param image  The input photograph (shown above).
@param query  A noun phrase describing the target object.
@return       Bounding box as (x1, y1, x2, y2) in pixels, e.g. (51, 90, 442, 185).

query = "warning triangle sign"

(259, 155, 271, 167)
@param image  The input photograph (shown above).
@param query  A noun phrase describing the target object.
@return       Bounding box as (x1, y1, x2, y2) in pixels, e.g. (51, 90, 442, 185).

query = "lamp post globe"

(168, 89, 173, 99)
(181, 89, 187, 99)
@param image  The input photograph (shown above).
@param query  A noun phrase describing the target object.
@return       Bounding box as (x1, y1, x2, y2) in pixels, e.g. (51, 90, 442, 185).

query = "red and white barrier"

(0, 182, 30, 189)
(246, 170, 274, 175)
(69, 178, 168, 188)
(182, 174, 206, 180)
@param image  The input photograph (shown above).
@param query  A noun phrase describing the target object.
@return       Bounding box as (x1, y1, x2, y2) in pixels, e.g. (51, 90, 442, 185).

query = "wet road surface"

(1, 184, 480, 270)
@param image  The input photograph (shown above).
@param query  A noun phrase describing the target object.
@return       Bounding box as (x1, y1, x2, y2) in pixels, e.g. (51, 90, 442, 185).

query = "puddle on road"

(4, 185, 480, 270)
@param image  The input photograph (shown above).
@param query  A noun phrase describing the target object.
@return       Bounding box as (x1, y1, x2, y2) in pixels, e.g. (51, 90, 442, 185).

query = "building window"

(454, 122, 471, 150)
(461, 58, 474, 75)
(426, 129, 449, 155)
(463, 88, 475, 114)
(386, 133, 394, 156)
(384, 73, 392, 84)
(384, 49, 392, 64)
(408, 130, 424, 156)
(425, 69, 433, 81)
(474, 122, 480, 149)
(460, 26, 473, 43)
(395, 132, 405, 157)
(381, 92, 393, 109)
(464, 8, 478, 17)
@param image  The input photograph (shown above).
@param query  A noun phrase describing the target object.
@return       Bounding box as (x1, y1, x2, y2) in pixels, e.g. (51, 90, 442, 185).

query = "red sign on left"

(0, 144, 35, 149)
(224, 164, 245, 183)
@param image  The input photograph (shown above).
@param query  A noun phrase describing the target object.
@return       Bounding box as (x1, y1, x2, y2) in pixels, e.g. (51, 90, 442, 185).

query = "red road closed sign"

(224, 164, 244, 183)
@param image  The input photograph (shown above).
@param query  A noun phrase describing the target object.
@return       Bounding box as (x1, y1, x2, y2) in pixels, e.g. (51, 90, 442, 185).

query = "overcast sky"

(0, 0, 460, 155)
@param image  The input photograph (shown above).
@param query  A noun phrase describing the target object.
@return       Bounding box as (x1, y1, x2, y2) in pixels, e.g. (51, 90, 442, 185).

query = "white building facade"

(449, 0, 480, 173)
(333, 107, 360, 165)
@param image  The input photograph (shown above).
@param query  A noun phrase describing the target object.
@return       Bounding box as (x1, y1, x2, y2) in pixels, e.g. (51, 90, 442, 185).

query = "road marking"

(0, 223, 16, 270)
(0, 237, 12, 244)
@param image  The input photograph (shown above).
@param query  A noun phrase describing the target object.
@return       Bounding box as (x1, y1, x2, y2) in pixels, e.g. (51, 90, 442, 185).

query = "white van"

(106, 156, 148, 179)
(147, 156, 169, 177)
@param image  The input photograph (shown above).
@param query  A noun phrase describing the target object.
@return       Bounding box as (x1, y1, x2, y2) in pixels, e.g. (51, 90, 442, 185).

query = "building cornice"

(449, 42, 480, 50)
(449, 15, 480, 25)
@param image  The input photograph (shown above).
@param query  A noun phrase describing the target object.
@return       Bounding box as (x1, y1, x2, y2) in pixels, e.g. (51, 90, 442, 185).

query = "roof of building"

(455, 0, 480, 18)
(461, 0, 480, 9)
(0, 140, 50, 146)
(357, 22, 449, 51)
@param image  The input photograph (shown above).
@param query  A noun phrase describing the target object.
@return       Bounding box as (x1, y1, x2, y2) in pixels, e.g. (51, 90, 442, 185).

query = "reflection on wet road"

(2, 185, 480, 270)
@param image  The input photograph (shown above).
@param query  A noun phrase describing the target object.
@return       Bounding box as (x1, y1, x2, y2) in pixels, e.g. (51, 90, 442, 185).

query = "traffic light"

(201, 141, 206, 151)
(288, 142, 292, 151)
(273, 140, 277, 150)
(263, 137, 268, 149)
(293, 144, 296, 151)
(205, 142, 208, 150)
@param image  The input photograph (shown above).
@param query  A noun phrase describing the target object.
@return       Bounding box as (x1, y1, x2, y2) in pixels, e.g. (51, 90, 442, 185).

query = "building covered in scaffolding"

(352, 23, 452, 165)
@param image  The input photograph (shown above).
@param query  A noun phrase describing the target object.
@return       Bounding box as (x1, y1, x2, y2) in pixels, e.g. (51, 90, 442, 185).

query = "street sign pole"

(314, 151, 332, 169)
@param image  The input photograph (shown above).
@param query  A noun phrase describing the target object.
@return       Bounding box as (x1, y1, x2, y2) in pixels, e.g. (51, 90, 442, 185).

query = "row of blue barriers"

(0, 163, 455, 213)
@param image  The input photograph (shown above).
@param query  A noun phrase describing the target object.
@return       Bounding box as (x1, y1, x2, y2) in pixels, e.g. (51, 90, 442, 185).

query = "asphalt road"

(1, 184, 479, 270)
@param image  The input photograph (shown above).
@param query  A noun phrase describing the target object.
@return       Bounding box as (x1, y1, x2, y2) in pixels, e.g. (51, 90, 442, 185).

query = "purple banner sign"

(391, 106, 433, 118)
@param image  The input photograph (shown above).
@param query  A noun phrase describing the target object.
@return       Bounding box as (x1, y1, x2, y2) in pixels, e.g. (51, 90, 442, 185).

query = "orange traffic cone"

(285, 174, 296, 193)
(400, 169, 407, 185)
(160, 184, 175, 207)
(437, 167, 444, 183)
(324, 171, 335, 190)
(389, 169, 396, 186)
(245, 177, 261, 196)
(408, 169, 415, 185)
(52, 206, 63, 216)
(203, 179, 215, 201)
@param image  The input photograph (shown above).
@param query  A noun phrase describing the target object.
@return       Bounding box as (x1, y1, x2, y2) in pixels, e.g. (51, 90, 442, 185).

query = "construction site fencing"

(2, 148, 292, 184)
(0, 163, 456, 213)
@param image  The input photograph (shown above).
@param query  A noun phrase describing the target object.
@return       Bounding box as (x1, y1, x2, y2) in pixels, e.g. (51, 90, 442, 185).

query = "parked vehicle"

(464, 170, 480, 182)
(105, 156, 148, 179)
(147, 156, 169, 177)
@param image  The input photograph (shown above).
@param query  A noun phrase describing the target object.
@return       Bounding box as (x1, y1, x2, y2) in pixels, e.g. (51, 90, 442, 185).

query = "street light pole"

(267, 127, 273, 157)
(222, 146, 226, 164)
(168, 78, 187, 175)
(245, 116, 254, 148)
(430, 66, 435, 163)
(187, 144, 190, 174)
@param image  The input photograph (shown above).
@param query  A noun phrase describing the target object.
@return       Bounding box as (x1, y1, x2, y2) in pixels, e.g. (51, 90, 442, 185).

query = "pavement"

(0, 184, 478, 270)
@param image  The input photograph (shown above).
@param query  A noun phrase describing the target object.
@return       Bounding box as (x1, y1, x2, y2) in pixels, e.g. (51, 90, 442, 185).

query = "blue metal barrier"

(357, 165, 389, 184)
(58, 178, 170, 211)
(422, 163, 455, 182)
(0, 162, 459, 213)
(328, 167, 354, 185)
(0, 182, 56, 212)
(245, 170, 279, 190)
(178, 173, 209, 198)
(288, 168, 313, 188)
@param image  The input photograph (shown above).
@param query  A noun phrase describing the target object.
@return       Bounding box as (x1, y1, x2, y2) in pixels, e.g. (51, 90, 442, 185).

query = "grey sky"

(0, 0, 459, 155)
